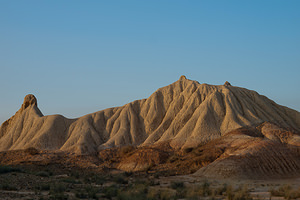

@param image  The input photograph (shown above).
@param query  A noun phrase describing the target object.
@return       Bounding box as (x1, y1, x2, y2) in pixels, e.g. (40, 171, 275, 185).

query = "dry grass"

(270, 185, 300, 199)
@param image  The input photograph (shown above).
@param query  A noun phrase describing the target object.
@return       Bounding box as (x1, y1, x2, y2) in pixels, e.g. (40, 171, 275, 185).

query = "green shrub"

(85, 185, 99, 199)
(49, 183, 69, 200)
(93, 176, 106, 185)
(0, 183, 17, 190)
(35, 183, 50, 191)
(0, 165, 22, 174)
(270, 185, 300, 200)
(233, 185, 252, 200)
(75, 189, 88, 199)
(124, 171, 133, 177)
(50, 183, 66, 194)
(201, 180, 211, 196)
(185, 180, 212, 198)
(226, 184, 252, 200)
(113, 175, 128, 184)
(148, 179, 159, 186)
(61, 177, 81, 184)
(117, 190, 146, 200)
(147, 188, 175, 200)
(154, 173, 160, 179)
(175, 187, 187, 199)
(214, 183, 227, 195)
(159, 188, 176, 200)
(287, 190, 300, 200)
(226, 184, 234, 200)
(103, 184, 119, 199)
(171, 181, 185, 189)
(70, 171, 80, 179)
(117, 183, 148, 200)
(49, 193, 68, 200)
(36, 171, 50, 177)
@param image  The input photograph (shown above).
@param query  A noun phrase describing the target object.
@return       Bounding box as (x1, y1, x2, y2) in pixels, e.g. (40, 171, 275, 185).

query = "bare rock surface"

(194, 123, 300, 179)
(0, 76, 299, 155)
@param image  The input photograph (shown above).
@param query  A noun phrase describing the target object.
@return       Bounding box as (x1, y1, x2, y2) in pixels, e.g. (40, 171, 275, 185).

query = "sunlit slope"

(1, 76, 299, 154)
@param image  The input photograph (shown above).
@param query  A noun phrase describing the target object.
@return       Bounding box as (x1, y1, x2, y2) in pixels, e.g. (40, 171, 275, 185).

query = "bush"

(49, 193, 68, 200)
(85, 185, 99, 199)
(147, 188, 175, 200)
(233, 185, 252, 200)
(36, 171, 50, 177)
(160, 188, 176, 200)
(25, 147, 39, 155)
(226, 184, 252, 200)
(113, 175, 128, 184)
(118, 184, 148, 200)
(201, 180, 211, 197)
(0, 183, 17, 190)
(93, 175, 106, 185)
(148, 179, 159, 186)
(75, 190, 88, 199)
(214, 183, 228, 195)
(226, 184, 234, 200)
(171, 181, 185, 189)
(185, 180, 212, 198)
(61, 177, 81, 184)
(103, 184, 119, 199)
(0, 165, 22, 174)
(124, 171, 133, 177)
(50, 183, 66, 194)
(70, 171, 80, 179)
(270, 185, 300, 199)
(35, 183, 50, 191)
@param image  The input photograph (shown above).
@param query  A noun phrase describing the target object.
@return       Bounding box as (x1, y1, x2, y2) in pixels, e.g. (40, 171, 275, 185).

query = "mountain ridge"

(0, 76, 299, 154)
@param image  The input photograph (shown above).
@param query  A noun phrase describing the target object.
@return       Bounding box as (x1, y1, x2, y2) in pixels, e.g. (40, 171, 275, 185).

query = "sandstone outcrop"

(0, 76, 299, 155)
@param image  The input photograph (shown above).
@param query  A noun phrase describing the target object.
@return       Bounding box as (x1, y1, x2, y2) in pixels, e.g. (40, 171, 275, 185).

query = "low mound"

(194, 123, 300, 179)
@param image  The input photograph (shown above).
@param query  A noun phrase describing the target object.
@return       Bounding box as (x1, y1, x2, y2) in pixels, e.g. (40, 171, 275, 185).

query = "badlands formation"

(0, 76, 300, 178)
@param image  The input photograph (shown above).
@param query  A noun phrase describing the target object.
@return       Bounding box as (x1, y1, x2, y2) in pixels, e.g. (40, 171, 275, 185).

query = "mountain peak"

(22, 94, 37, 110)
(224, 81, 231, 86)
(179, 75, 187, 81)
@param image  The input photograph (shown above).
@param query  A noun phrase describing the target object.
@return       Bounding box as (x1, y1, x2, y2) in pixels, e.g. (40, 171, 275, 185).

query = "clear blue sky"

(1, 0, 299, 123)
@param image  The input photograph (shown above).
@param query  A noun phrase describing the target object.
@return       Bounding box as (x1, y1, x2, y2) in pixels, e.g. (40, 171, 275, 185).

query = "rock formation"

(0, 76, 300, 155)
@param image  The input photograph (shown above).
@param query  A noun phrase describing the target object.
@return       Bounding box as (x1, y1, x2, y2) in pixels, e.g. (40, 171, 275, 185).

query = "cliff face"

(1, 76, 300, 154)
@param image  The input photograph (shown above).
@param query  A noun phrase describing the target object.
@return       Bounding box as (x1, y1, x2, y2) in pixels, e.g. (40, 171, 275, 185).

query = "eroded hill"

(1, 76, 300, 155)
(1, 76, 300, 179)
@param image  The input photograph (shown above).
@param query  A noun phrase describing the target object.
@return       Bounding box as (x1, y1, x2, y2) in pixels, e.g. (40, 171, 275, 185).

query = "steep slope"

(0, 76, 300, 154)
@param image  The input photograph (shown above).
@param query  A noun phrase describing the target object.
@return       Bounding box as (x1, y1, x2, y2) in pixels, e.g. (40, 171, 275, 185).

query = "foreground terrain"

(0, 139, 299, 199)
(0, 162, 300, 200)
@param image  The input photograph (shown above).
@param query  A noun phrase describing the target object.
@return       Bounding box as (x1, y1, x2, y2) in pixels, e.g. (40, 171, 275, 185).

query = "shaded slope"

(194, 123, 300, 179)
(0, 76, 300, 154)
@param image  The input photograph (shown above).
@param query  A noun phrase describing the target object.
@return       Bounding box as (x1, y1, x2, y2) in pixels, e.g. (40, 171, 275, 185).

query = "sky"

(0, 0, 299, 124)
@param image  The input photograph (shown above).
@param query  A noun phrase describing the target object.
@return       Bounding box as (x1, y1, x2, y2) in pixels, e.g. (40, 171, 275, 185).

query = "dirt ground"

(0, 165, 299, 200)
